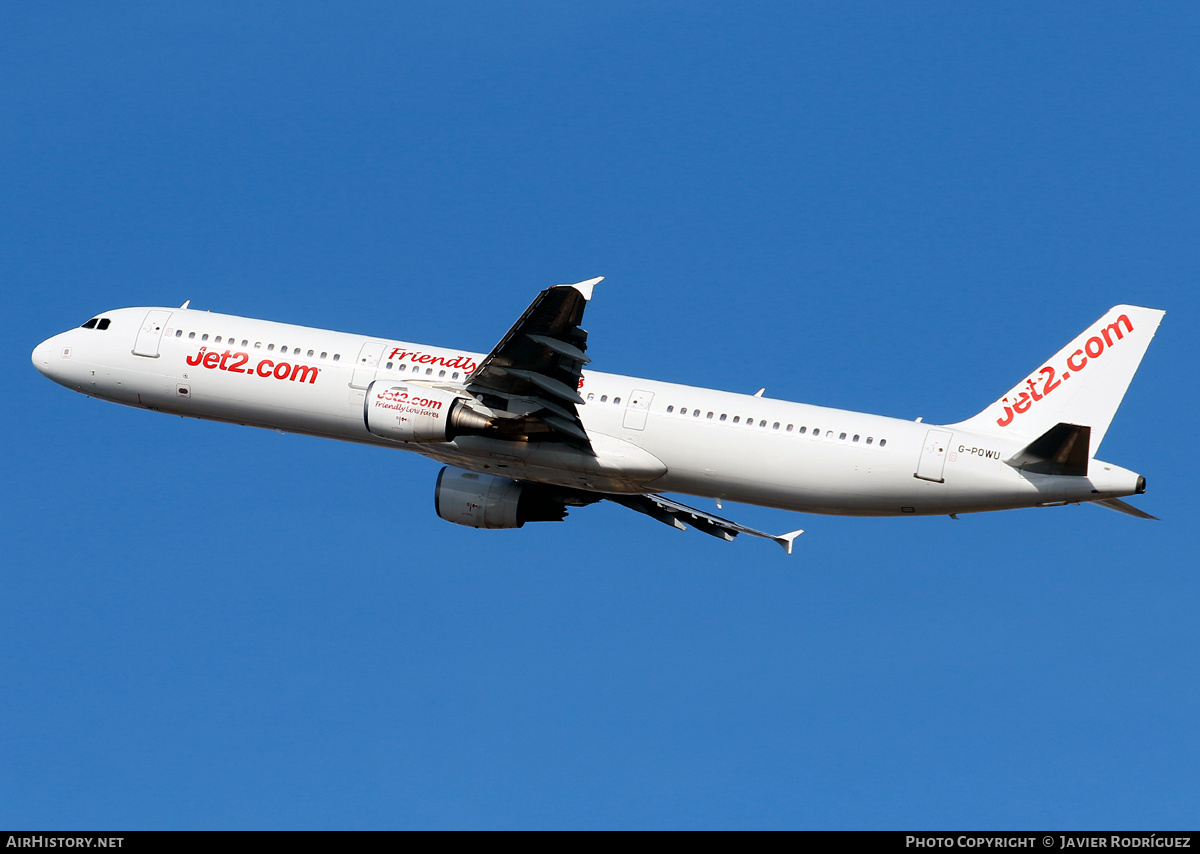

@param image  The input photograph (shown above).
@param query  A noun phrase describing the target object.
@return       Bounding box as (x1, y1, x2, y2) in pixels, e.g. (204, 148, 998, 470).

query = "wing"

(608, 493, 805, 554)
(464, 277, 601, 446)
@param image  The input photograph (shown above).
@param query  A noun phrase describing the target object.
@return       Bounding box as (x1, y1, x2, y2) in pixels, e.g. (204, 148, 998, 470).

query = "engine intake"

(434, 466, 568, 529)
(364, 382, 491, 443)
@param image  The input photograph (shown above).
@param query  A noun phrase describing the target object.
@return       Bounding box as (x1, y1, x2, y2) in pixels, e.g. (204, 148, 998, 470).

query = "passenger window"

(853, 435, 860, 442)
(719, 414, 726, 421)
(241, 340, 248, 347)
(386, 361, 393, 369)
(799, 426, 807, 434)
(839, 432, 847, 440)
(188, 332, 196, 339)
(879, 439, 887, 447)
(320, 352, 328, 359)
(267, 344, 275, 351)
(866, 437, 873, 444)
(786, 424, 793, 432)
(694, 410, 701, 417)
(176, 329, 183, 337)
(439, 370, 446, 378)
(601, 395, 608, 403)
(81, 319, 98, 329)
(294, 348, 301, 355)
(773, 422, 780, 430)
(201, 334, 209, 342)
(307, 350, 314, 357)
(732, 416, 740, 423)
(333, 354, 340, 361)
(812, 427, 820, 435)
(614, 398, 621, 405)
(453, 373, 460, 379)
(679, 407, 685, 414)
(253, 341, 261, 348)
(760, 420, 767, 427)
(666, 405, 673, 412)
(215, 336, 223, 344)
(707, 412, 714, 419)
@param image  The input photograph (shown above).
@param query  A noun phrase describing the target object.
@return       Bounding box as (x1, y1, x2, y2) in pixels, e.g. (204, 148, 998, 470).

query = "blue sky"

(2, 3, 1197, 829)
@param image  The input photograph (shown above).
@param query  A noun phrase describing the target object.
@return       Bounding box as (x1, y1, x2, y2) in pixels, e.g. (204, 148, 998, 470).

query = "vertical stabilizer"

(951, 305, 1164, 455)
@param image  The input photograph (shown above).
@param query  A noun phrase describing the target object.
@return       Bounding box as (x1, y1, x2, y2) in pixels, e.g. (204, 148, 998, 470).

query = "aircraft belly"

(642, 425, 1064, 516)
(429, 433, 666, 494)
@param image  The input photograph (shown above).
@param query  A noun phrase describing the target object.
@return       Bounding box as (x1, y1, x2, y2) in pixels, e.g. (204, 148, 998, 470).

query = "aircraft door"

(132, 310, 173, 357)
(914, 428, 953, 483)
(623, 390, 654, 431)
(351, 341, 388, 389)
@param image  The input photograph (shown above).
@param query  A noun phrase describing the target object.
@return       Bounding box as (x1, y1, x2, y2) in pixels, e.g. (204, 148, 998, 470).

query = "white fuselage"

(32, 306, 1144, 517)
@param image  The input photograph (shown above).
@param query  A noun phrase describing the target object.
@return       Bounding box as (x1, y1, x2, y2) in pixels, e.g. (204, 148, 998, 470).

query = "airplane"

(31, 278, 1164, 553)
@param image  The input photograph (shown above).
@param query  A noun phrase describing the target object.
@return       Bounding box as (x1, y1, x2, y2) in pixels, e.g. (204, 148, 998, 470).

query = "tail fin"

(951, 305, 1165, 455)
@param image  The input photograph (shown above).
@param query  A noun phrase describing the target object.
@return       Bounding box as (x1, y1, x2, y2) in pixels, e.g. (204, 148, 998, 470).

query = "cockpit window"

(97, 318, 111, 330)
(81, 319, 98, 329)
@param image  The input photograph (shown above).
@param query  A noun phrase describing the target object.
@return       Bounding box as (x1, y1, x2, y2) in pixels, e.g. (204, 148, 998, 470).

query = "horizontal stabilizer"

(1092, 498, 1158, 520)
(1007, 423, 1090, 476)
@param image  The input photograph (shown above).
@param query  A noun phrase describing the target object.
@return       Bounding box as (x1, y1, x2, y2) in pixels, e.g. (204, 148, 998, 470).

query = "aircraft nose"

(32, 337, 54, 376)
(32, 332, 70, 380)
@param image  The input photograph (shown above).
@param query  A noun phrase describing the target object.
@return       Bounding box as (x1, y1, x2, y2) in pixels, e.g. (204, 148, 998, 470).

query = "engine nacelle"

(434, 466, 568, 529)
(364, 382, 491, 443)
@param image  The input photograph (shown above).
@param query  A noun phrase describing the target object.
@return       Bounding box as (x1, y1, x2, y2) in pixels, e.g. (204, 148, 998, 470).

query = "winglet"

(775, 529, 805, 555)
(560, 276, 603, 301)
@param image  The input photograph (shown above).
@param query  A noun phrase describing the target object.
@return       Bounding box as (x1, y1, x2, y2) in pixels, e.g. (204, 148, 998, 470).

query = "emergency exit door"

(914, 429, 953, 483)
(351, 341, 388, 389)
(623, 390, 654, 430)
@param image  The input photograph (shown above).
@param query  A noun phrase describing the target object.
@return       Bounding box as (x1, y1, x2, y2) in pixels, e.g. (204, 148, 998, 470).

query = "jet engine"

(364, 382, 491, 443)
(434, 466, 568, 529)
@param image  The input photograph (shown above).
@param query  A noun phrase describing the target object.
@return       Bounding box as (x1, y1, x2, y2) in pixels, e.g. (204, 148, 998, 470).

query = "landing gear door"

(623, 390, 654, 431)
(133, 310, 173, 357)
(351, 341, 388, 389)
(915, 429, 953, 483)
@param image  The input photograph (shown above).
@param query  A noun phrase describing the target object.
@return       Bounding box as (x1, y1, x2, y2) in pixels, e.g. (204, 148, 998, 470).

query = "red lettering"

(257, 359, 274, 377)
(219, 350, 233, 370)
(1067, 349, 1087, 371)
(203, 351, 220, 369)
(274, 362, 291, 379)
(1039, 365, 1060, 396)
(227, 352, 248, 373)
(186, 348, 205, 366)
(290, 364, 319, 384)
(1085, 336, 1105, 359)
(1101, 314, 1133, 347)
(1026, 376, 1043, 402)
